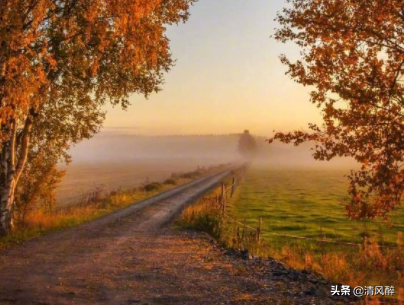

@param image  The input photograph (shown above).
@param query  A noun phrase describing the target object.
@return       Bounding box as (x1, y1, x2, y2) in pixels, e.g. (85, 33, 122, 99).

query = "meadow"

(229, 166, 404, 290)
(233, 167, 404, 245)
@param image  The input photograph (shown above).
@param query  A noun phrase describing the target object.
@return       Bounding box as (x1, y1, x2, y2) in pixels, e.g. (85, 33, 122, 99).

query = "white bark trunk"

(0, 178, 16, 235)
(0, 117, 32, 235)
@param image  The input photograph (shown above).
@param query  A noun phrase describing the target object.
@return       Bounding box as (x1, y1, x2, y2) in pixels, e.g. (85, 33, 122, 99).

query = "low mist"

(56, 133, 357, 205)
(67, 133, 356, 170)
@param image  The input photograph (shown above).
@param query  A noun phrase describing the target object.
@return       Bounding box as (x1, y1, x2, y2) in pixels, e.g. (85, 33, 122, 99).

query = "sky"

(103, 0, 322, 137)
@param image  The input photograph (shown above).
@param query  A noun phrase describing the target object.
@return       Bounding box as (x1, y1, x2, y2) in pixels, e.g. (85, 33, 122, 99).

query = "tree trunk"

(0, 178, 16, 235)
(0, 116, 32, 236)
(0, 121, 16, 236)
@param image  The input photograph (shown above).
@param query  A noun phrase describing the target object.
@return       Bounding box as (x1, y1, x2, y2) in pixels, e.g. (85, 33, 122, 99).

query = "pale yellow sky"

(103, 0, 322, 136)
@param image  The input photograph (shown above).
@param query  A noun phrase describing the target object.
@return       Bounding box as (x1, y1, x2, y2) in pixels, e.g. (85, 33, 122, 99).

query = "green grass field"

(233, 167, 404, 246)
(230, 167, 404, 288)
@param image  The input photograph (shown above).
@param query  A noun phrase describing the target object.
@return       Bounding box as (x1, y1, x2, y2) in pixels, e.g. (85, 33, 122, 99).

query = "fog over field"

(67, 133, 241, 163)
(57, 133, 240, 205)
(56, 132, 357, 205)
(67, 132, 356, 168)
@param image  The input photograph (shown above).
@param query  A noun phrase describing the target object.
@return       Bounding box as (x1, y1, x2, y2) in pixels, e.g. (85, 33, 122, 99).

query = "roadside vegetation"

(179, 167, 404, 300)
(0, 164, 228, 250)
(178, 169, 269, 257)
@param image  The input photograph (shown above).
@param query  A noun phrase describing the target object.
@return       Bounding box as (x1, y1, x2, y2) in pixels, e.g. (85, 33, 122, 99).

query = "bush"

(180, 170, 202, 179)
(143, 182, 162, 192)
(163, 178, 177, 185)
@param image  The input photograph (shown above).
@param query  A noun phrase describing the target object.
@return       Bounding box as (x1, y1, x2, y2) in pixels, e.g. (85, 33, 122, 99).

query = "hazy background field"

(57, 132, 358, 206)
(57, 133, 241, 205)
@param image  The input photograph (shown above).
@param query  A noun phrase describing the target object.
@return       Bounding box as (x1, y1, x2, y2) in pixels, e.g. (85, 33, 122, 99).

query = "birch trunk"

(0, 117, 32, 236)
(0, 178, 16, 235)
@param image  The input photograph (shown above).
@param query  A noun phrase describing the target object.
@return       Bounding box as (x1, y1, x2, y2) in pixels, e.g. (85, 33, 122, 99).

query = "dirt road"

(0, 170, 241, 305)
(0, 169, 354, 305)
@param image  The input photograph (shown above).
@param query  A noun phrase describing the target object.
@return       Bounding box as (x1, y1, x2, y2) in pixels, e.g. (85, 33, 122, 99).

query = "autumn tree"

(15, 154, 65, 226)
(271, 0, 404, 220)
(0, 0, 196, 235)
(238, 130, 257, 160)
(14, 70, 105, 226)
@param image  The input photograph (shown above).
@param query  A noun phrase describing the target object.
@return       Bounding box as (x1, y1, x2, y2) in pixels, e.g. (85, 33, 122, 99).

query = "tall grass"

(179, 191, 224, 239)
(178, 168, 268, 256)
(265, 236, 404, 288)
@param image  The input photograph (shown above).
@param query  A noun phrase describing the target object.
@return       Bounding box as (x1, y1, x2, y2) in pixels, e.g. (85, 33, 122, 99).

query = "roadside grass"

(179, 166, 404, 298)
(0, 165, 228, 250)
(177, 168, 266, 255)
(178, 186, 225, 240)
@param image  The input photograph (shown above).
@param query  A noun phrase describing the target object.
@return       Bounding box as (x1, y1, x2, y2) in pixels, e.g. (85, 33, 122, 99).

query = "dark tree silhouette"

(238, 130, 257, 160)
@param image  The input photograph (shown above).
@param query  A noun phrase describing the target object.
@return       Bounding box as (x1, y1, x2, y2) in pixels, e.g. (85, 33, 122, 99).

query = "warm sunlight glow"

(103, 0, 321, 136)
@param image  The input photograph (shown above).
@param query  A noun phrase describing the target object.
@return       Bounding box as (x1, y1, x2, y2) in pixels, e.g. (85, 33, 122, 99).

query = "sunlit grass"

(233, 168, 404, 245)
(231, 167, 404, 291)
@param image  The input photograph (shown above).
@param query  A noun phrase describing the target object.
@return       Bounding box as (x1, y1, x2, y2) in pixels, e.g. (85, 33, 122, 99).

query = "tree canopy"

(0, 0, 196, 235)
(272, 0, 404, 220)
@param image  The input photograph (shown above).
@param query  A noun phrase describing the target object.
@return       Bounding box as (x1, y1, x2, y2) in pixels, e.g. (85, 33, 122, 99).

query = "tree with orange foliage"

(271, 0, 404, 220)
(0, 0, 196, 235)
